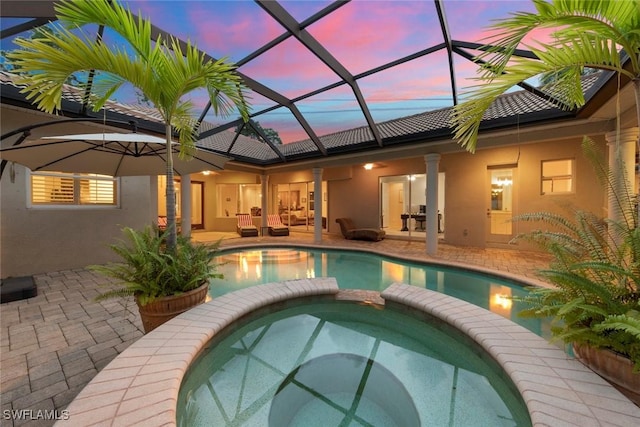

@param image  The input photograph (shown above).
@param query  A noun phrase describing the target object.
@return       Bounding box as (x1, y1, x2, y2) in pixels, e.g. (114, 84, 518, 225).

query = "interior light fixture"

(495, 177, 512, 186)
(363, 163, 374, 170)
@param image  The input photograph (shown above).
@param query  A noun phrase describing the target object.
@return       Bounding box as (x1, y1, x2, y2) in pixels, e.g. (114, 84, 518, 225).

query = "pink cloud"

(447, 1, 552, 50)
(238, 38, 341, 99)
(307, 1, 435, 75)
(124, 1, 283, 60)
(182, 1, 282, 61)
(359, 53, 454, 100)
(246, 111, 309, 143)
(186, 4, 284, 58)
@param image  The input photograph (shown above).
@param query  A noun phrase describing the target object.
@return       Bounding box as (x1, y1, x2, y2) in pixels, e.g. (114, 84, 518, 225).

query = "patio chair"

(335, 218, 385, 242)
(236, 213, 258, 237)
(157, 216, 168, 231)
(267, 214, 289, 236)
(156, 215, 183, 235)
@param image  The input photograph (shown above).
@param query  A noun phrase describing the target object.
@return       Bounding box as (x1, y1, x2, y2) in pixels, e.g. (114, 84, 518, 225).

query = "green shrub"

(513, 138, 640, 370)
(92, 226, 223, 306)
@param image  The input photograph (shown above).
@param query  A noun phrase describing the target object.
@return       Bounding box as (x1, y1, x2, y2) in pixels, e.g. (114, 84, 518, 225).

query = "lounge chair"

(267, 214, 290, 236)
(335, 218, 385, 242)
(157, 215, 168, 231)
(236, 213, 258, 237)
(157, 215, 181, 234)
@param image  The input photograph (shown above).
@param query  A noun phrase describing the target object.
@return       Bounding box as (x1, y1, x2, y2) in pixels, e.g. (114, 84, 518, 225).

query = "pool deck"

(2, 231, 639, 426)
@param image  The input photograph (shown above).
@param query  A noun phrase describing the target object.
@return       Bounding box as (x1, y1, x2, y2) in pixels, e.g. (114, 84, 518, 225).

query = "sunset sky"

(3, 0, 544, 143)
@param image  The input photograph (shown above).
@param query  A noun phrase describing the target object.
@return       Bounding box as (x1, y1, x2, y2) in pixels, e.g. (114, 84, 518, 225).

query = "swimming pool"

(177, 298, 531, 426)
(211, 247, 547, 338)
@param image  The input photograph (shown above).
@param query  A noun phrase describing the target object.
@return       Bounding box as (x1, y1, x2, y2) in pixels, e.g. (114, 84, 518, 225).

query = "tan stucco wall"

(210, 135, 607, 245)
(1, 164, 155, 278)
(1, 106, 156, 278)
(328, 158, 423, 233)
(440, 137, 606, 248)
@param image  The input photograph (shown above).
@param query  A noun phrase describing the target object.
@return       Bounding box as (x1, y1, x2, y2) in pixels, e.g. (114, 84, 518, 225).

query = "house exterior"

(1, 68, 637, 279)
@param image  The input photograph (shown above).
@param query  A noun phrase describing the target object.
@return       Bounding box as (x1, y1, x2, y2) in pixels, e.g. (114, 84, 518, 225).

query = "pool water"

(211, 247, 547, 338)
(177, 301, 531, 426)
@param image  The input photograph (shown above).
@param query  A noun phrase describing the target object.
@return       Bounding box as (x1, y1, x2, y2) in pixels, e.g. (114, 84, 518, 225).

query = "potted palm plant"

(91, 227, 223, 333)
(451, 0, 639, 403)
(6, 0, 249, 331)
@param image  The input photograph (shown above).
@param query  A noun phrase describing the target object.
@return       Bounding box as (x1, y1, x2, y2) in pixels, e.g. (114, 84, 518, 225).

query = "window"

(30, 171, 118, 206)
(541, 159, 574, 194)
(217, 183, 261, 217)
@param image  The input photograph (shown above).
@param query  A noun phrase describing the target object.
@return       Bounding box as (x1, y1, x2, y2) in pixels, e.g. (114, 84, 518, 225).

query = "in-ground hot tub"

(178, 298, 530, 426)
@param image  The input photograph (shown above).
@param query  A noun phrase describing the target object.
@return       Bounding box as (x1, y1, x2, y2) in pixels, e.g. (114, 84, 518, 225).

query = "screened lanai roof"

(0, 0, 614, 167)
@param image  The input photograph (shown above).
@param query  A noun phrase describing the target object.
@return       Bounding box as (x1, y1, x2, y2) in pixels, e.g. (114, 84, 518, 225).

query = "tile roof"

(1, 71, 604, 165)
(275, 73, 602, 157)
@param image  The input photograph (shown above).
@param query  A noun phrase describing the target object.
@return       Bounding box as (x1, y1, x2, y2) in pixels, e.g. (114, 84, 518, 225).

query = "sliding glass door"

(380, 173, 444, 235)
(276, 181, 327, 230)
(380, 174, 426, 233)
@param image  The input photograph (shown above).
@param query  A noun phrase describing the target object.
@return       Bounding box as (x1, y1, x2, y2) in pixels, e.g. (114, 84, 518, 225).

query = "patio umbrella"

(0, 132, 230, 176)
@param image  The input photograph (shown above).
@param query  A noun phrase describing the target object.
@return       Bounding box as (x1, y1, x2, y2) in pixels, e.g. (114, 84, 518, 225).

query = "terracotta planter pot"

(136, 282, 209, 333)
(573, 343, 640, 406)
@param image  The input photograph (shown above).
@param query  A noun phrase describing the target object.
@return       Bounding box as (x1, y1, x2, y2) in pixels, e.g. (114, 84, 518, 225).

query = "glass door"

(380, 176, 407, 231)
(190, 181, 204, 229)
(174, 180, 205, 230)
(380, 174, 429, 235)
(486, 168, 514, 244)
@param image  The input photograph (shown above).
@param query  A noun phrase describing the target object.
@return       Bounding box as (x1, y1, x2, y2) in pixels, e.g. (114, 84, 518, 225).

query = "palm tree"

(451, 0, 639, 154)
(6, 0, 250, 251)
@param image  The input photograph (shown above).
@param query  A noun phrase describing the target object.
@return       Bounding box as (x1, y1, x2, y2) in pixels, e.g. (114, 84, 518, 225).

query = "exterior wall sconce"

(363, 163, 374, 170)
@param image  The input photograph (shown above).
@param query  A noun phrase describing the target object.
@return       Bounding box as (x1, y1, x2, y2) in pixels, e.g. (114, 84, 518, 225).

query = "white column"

(260, 174, 268, 235)
(313, 168, 323, 243)
(424, 153, 441, 255)
(605, 127, 639, 223)
(150, 176, 159, 225)
(180, 175, 191, 238)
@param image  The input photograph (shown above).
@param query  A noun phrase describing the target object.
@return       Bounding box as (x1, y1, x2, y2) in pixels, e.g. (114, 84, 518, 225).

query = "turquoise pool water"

(211, 247, 547, 338)
(178, 300, 531, 426)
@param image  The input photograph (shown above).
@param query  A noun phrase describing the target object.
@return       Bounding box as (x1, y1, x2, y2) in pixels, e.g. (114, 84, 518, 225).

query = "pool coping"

(55, 279, 640, 426)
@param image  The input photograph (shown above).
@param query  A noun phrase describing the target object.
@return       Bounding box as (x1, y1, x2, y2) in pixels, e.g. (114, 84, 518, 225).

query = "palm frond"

(452, 0, 640, 152)
(54, 0, 153, 59)
(452, 56, 583, 151)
